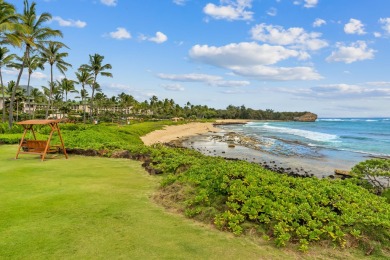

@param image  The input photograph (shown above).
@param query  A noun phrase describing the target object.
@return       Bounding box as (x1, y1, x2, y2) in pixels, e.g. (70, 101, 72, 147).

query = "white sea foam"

(318, 118, 344, 122)
(261, 125, 338, 142)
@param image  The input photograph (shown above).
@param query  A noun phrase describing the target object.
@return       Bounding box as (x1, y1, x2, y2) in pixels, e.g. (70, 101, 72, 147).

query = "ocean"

(182, 118, 390, 177)
(231, 118, 390, 158)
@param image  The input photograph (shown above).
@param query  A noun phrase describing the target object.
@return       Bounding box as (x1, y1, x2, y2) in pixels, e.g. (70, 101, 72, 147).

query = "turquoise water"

(220, 118, 390, 158)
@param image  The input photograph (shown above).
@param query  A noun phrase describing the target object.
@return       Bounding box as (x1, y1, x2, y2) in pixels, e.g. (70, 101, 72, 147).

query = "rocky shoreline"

(167, 132, 341, 179)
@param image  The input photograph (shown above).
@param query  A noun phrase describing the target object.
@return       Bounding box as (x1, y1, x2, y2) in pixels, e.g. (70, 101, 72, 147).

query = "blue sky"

(5, 0, 390, 117)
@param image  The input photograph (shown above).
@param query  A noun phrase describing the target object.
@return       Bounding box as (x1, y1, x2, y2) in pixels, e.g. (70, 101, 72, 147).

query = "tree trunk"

(27, 72, 31, 119)
(0, 70, 5, 123)
(90, 87, 95, 121)
(9, 49, 28, 129)
(45, 64, 53, 119)
(82, 85, 86, 124)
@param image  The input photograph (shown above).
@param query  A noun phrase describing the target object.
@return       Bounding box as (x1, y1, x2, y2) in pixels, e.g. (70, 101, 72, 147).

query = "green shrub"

(351, 159, 390, 194)
(152, 146, 390, 252)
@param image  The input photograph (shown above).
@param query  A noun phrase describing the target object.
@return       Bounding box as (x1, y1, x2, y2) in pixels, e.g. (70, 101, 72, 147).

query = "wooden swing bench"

(16, 119, 68, 161)
(21, 140, 60, 154)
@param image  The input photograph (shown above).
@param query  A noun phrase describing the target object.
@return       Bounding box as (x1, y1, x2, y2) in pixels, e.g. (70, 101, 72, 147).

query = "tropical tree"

(0, 46, 14, 122)
(89, 82, 101, 117)
(75, 68, 93, 123)
(57, 78, 77, 102)
(81, 53, 112, 121)
(0, 0, 18, 45)
(40, 41, 71, 118)
(0, 0, 17, 114)
(30, 87, 44, 118)
(10, 53, 45, 118)
(8, 0, 62, 127)
(6, 80, 26, 121)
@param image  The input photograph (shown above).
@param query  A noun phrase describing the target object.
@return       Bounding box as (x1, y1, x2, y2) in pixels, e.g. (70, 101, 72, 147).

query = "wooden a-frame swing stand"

(15, 119, 68, 161)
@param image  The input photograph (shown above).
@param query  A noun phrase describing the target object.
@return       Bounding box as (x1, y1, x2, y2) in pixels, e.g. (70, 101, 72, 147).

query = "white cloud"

(3, 68, 18, 76)
(365, 81, 390, 87)
(189, 42, 322, 81)
(109, 27, 131, 40)
(229, 65, 322, 81)
(278, 83, 390, 99)
(149, 32, 168, 44)
(173, 0, 187, 5)
(267, 7, 277, 16)
(326, 41, 375, 64)
(293, 0, 318, 8)
(304, 0, 318, 8)
(210, 80, 250, 87)
(158, 73, 222, 82)
(250, 23, 328, 51)
(312, 84, 390, 98)
(101, 0, 117, 6)
(374, 32, 382, 38)
(105, 83, 157, 100)
(189, 42, 300, 67)
(157, 73, 251, 87)
(344, 18, 366, 35)
(162, 83, 185, 91)
(313, 18, 326, 27)
(203, 0, 253, 21)
(379, 18, 390, 34)
(3, 68, 47, 81)
(52, 16, 86, 28)
(139, 32, 168, 44)
(31, 72, 47, 80)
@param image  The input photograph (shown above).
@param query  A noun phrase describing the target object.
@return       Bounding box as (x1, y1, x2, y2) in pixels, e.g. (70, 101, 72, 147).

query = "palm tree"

(75, 88, 89, 122)
(75, 68, 93, 123)
(57, 78, 77, 102)
(81, 53, 112, 121)
(89, 82, 101, 117)
(27, 54, 44, 115)
(30, 87, 44, 118)
(0, 46, 14, 122)
(6, 80, 26, 121)
(40, 41, 71, 118)
(0, 0, 18, 45)
(8, 0, 63, 127)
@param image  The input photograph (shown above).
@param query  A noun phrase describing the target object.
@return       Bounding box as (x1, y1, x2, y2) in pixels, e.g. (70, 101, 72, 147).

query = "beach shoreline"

(141, 120, 372, 178)
(140, 120, 249, 146)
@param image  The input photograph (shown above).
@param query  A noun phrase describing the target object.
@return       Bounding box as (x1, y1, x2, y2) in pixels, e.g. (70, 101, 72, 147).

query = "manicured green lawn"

(1, 145, 294, 259)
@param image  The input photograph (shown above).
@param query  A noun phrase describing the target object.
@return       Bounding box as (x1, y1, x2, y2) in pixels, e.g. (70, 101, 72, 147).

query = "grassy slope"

(0, 145, 297, 259)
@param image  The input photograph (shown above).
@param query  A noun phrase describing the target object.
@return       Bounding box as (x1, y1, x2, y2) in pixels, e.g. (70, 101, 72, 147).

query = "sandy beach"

(141, 122, 220, 146)
(141, 120, 250, 146)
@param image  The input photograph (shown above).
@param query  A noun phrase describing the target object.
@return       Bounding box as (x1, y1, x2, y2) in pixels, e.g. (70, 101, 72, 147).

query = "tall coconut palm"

(26, 54, 44, 116)
(0, 46, 14, 122)
(81, 54, 112, 121)
(40, 41, 71, 118)
(75, 68, 93, 123)
(30, 87, 43, 118)
(89, 82, 102, 117)
(57, 78, 77, 102)
(7, 80, 26, 121)
(10, 53, 45, 118)
(0, 0, 19, 45)
(8, 0, 63, 127)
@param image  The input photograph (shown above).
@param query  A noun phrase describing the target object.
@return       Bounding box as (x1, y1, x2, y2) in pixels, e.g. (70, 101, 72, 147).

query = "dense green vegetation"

(351, 159, 390, 203)
(2, 145, 293, 259)
(149, 146, 390, 255)
(1, 121, 390, 257)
